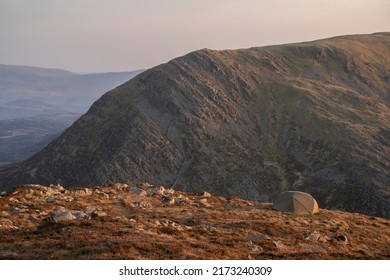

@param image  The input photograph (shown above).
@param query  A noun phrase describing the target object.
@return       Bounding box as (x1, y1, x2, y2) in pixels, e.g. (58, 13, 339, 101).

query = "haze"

(1, 0, 389, 72)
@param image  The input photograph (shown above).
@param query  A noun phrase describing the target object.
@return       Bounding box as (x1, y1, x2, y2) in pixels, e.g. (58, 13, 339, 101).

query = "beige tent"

(273, 191, 319, 215)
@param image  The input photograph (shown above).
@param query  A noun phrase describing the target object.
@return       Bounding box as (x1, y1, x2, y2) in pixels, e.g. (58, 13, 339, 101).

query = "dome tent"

(273, 191, 319, 215)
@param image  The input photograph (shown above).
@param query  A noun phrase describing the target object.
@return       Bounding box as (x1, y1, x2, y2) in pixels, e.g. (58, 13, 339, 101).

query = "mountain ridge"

(1, 33, 389, 217)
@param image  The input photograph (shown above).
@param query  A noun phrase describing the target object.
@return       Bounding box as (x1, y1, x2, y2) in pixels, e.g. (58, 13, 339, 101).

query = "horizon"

(1, 0, 389, 72)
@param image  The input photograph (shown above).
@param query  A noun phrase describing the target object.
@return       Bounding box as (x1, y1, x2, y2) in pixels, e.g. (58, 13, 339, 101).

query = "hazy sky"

(1, 0, 389, 72)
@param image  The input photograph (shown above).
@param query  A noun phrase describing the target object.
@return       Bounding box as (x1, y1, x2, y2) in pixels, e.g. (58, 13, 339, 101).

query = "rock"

(112, 183, 129, 191)
(201, 191, 211, 197)
(164, 188, 175, 195)
(248, 234, 270, 240)
(74, 189, 87, 196)
(150, 186, 165, 195)
(91, 211, 107, 219)
(129, 186, 147, 196)
(207, 225, 218, 232)
(50, 184, 64, 191)
(304, 230, 328, 242)
(47, 195, 60, 202)
(245, 241, 263, 252)
(274, 241, 288, 250)
(84, 188, 93, 195)
(55, 206, 66, 212)
(72, 211, 89, 220)
(162, 196, 175, 205)
(10, 207, 20, 212)
(52, 211, 76, 222)
(100, 192, 110, 199)
(0, 191, 6, 196)
(334, 234, 348, 243)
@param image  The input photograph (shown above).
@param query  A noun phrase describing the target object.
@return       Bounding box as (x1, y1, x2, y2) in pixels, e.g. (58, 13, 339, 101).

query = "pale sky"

(0, 0, 389, 72)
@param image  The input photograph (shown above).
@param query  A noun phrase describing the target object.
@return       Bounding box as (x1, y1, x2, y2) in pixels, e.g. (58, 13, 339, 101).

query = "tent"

(273, 191, 319, 215)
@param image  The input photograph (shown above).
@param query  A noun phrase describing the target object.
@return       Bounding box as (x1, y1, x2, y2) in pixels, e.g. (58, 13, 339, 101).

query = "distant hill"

(0, 113, 81, 165)
(0, 64, 144, 119)
(0, 64, 143, 164)
(1, 33, 389, 218)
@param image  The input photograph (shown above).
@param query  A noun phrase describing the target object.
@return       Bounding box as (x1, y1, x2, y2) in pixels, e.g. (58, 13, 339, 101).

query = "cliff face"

(1, 33, 389, 217)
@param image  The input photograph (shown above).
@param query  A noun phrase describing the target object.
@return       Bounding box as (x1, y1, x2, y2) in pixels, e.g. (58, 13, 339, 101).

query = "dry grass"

(0, 184, 389, 259)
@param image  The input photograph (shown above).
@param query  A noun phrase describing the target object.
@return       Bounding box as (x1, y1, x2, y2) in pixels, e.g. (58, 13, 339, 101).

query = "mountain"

(0, 113, 81, 166)
(0, 33, 389, 218)
(0, 64, 144, 119)
(0, 183, 389, 259)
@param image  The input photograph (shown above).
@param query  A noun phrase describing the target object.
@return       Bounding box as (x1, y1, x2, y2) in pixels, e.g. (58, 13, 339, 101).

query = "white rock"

(201, 191, 211, 197)
(164, 188, 175, 195)
(84, 188, 93, 195)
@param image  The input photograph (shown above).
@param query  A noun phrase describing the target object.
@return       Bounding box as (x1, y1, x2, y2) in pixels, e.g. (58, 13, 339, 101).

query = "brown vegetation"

(0, 184, 389, 259)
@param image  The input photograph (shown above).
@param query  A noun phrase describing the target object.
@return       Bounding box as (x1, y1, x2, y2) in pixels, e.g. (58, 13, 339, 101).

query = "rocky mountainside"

(0, 183, 389, 259)
(0, 33, 389, 218)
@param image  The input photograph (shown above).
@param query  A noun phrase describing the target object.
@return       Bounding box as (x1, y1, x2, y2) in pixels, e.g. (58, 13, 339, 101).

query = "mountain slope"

(0, 113, 81, 165)
(1, 33, 389, 217)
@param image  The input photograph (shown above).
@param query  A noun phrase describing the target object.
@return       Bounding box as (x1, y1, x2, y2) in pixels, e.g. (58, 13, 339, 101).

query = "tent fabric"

(273, 191, 319, 215)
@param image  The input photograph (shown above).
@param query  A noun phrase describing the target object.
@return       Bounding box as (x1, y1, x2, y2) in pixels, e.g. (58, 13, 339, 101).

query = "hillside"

(0, 113, 81, 165)
(0, 184, 389, 259)
(0, 33, 389, 217)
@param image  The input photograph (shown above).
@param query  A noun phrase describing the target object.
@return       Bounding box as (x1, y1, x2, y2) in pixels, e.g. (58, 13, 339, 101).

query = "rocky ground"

(0, 183, 389, 259)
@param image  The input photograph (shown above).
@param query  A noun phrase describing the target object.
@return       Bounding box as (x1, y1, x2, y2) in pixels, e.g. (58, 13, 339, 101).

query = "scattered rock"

(150, 186, 165, 195)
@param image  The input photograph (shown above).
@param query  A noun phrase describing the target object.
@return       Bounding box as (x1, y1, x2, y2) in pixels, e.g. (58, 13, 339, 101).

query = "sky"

(0, 0, 389, 72)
